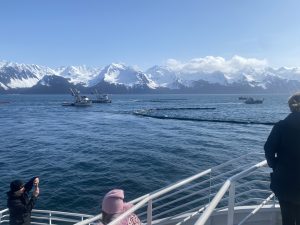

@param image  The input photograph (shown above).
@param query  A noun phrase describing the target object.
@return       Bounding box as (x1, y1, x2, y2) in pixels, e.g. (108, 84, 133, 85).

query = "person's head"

(10, 180, 25, 196)
(102, 189, 132, 214)
(288, 92, 300, 113)
(101, 189, 132, 224)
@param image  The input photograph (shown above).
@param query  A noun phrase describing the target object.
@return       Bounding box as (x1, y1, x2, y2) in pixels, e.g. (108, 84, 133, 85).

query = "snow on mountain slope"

(146, 66, 178, 88)
(269, 67, 300, 81)
(56, 65, 100, 86)
(94, 63, 156, 88)
(0, 62, 55, 89)
(7, 77, 40, 89)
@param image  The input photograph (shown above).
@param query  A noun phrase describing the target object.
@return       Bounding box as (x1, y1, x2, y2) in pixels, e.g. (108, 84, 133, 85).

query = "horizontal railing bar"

(230, 161, 267, 182)
(46, 217, 80, 223)
(31, 222, 57, 225)
(30, 216, 50, 220)
(32, 209, 93, 218)
(0, 209, 8, 214)
(0, 215, 9, 219)
(31, 215, 81, 223)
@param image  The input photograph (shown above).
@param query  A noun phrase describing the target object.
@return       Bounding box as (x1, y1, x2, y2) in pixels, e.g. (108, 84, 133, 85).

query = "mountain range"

(1, 56, 300, 94)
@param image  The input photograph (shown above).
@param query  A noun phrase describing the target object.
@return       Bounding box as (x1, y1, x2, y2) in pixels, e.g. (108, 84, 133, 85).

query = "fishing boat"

(0, 153, 281, 225)
(91, 90, 112, 103)
(62, 88, 92, 107)
(244, 97, 264, 104)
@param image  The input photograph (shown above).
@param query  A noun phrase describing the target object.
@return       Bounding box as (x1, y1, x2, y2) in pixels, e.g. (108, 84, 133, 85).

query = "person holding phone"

(7, 177, 40, 225)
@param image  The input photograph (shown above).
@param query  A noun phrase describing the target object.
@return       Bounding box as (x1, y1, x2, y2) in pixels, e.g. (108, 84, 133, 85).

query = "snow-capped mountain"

(0, 61, 55, 90)
(92, 63, 157, 89)
(1, 56, 300, 94)
(146, 66, 179, 88)
(55, 65, 101, 86)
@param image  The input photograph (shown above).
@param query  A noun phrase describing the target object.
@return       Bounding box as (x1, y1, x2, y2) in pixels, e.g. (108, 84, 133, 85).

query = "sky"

(0, 0, 300, 70)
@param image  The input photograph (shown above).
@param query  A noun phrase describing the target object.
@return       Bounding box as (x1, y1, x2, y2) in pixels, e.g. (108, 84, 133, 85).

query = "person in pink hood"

(101, 189, 141, 225)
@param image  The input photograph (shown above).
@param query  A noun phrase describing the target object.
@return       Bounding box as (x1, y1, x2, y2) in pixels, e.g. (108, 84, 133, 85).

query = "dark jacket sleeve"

(264, 123, 281, 168)
(24, 177, 38, 193)
(7, 195, 38, 218)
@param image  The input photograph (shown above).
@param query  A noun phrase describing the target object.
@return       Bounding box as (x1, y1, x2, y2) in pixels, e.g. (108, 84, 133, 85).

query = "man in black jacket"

(265, 93, 300, 225)
(7, 177, 39, 225)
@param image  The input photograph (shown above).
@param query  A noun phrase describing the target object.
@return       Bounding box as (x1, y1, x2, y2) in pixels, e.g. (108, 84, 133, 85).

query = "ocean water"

(0, 94, 290, 214)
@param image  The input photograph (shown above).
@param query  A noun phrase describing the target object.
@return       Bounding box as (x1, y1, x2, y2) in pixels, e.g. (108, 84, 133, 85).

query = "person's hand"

(33, 177, 39, 187)
(33, 186, 39, 197)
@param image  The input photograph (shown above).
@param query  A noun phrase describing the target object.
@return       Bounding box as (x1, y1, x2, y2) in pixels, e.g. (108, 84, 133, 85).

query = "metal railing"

(0, 209, 93, 225)
(194, 160, 272, 225)
(75, 153, 271, 225)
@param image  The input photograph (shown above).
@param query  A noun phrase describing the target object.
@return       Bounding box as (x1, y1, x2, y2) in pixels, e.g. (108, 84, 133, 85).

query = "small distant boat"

(238, 96, 248, 100)
(62, 88, 92, 107)
(91, 90, 112, 103)
(244, 97, 264, 104)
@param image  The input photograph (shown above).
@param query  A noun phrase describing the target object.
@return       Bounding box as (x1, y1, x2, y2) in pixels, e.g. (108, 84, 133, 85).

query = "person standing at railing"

(100, 189, 141, 225)
(264, 92, 300, 225)
(6, 177, 40, 225)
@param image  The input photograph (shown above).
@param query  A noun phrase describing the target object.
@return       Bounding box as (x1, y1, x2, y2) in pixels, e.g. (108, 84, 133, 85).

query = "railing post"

(49, 212, 52, 225)
(0, 212, 2, 224)
(227, 182, 235, 225)
(147, 199, 153, 225)
(272, 194, 276, 207)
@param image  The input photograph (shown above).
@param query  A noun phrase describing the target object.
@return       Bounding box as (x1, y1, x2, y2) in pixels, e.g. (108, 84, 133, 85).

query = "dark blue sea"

(0, 94, 290, 214)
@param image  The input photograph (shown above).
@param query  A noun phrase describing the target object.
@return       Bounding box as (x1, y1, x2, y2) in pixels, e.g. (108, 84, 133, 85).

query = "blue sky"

(0, 0, 300, 69)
